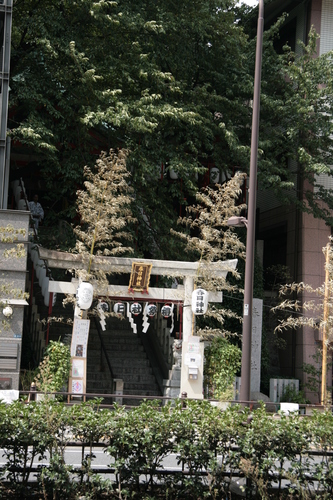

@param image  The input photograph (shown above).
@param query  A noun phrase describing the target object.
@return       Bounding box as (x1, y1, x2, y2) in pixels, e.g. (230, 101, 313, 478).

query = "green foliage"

(0, 224, 29, 333)
(73, 149, 136, 286)
(204, 336, 241, 400)
(302, 348, 333, 403)
(74, 149, 135, 259)
(10, 1, 333, 266)
(19, 368, 38, 392)
(10, 0, 252, 259)
(280, 384, 309, 405)
(107, 400, 176, 494)
(258, 26, 333, 224)
(240, 403, 310, 498)
(34, 340, 71, 393)
(0, 401, 51, 491)
(0, 399, 333, 498)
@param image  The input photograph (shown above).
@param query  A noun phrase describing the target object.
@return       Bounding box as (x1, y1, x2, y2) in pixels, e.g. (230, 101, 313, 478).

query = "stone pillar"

(180, 277, 204, 399)
(250, 298, 263, 394)
(114, 378, 124, 405)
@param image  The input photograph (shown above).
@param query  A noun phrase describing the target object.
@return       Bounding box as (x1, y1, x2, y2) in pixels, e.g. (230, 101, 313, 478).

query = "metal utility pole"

(0, 0, 12, 209)
(321, 244, 330, 406)
(239, 0, 264, 404)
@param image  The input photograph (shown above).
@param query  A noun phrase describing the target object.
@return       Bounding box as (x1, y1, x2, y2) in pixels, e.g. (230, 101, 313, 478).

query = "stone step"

(88, 350, 148, 360)
(87, 380, 113, 390)
(87, 367, 153, 378)
(123, 388, 161, 396)
(28, 274, 162, 400)
(98, 339, 144, 348)
(90, 343, 145, 352)
(101, 334, 142, 342)
(104, 330, 141, 336)
(105, 356, 151, 365)
(110, 374, 158, 384)
(88, 330, 140, 340)
(86, 371, 114, 380)
(105, 359, 151, 368)
(117, 366, 154, 375)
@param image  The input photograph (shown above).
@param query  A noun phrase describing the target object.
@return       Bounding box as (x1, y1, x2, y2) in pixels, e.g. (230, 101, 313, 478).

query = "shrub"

(0, 398, 332, 498)
(34, 340, 71, 394)
(204, 337, 241, 400)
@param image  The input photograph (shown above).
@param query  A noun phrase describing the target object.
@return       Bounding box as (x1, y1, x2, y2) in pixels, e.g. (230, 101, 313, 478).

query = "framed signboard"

(128, 262, 152, 292)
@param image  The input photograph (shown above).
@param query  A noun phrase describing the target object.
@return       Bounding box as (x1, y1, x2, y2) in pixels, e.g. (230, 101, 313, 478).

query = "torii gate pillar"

(180, 276, 205, 399)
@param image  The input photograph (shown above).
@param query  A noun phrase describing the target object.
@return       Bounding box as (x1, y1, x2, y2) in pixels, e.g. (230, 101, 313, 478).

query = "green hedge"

(0, 399, 332, 499)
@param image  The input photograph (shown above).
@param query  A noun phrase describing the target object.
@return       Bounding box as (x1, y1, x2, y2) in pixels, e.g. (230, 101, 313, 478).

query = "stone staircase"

(86, 318, 162, 405)
(26, 257, 163, 405)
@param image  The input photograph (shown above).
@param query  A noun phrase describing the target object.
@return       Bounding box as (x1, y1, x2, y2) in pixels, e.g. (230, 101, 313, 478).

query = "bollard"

(28, 382, 36, 402)
(181, 391, 187, 409)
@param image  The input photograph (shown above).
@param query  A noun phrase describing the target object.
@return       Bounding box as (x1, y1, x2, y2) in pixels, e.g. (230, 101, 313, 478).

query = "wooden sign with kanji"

(128, 262, 152, 292)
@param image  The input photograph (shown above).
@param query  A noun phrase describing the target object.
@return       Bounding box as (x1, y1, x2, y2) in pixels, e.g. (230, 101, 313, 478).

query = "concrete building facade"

(258, 0, 333, 400)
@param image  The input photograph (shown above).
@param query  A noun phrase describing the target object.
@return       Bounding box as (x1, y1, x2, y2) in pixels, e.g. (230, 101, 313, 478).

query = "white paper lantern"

(191, 288, 208, 315)
(17, 199, 28, 210)
(14, 185, 23, 204)
(35, 260, 45, 280)
(11, 180, 20, 191)
(161, 304, 173, 318)
(97, 301, 109, 313)
(145, 303, 157, 317)
(3, 305, 13, 317)
(41, 276, 49, 298)
(130, 302, 142, 316)
(114, 302, 125, 315)
(38, 265, 47, 286)
(30, 247, 38, 263)
(76, 282, 94, 310)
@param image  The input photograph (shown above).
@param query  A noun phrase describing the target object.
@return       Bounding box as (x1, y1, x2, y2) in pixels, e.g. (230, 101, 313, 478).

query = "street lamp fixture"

(227, 216, 248, 229)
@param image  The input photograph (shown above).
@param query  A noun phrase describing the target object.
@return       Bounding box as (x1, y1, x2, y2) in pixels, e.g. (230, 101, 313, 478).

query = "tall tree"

(256, 25, 333, 224)
(74, 148, 135, 283)
(173, 171, 246, 338)
(10, 0, 252, 258)
(12, 1, 333, 254)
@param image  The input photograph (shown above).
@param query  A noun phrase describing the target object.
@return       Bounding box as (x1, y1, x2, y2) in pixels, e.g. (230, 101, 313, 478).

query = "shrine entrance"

(38, 247, 237, 400)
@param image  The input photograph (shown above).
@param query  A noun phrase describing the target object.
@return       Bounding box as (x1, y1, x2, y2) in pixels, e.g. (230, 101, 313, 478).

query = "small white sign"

(72, 379, 84, 394)
(188, 342, 200, 354)
(244, 304, 249, 316)
(72, 359, 84, 378)
(185, 353, 202, 368)
(0, 390, 19, 404)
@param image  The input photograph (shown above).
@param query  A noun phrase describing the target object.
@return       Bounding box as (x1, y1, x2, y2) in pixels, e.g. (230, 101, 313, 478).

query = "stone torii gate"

(38, 247, 237, 399)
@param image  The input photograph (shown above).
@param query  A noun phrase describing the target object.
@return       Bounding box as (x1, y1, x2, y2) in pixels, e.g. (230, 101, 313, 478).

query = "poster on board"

(72, 358, 85, 378)
(70, 318, 90, 358)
